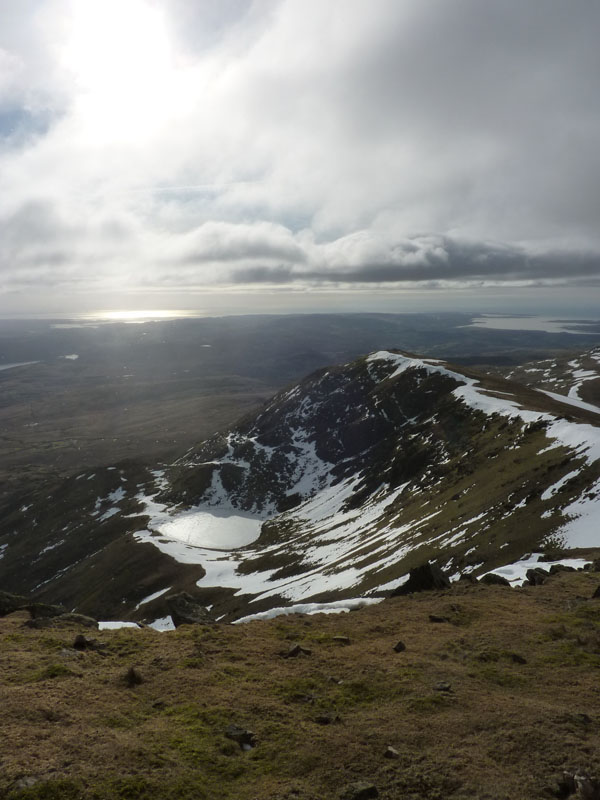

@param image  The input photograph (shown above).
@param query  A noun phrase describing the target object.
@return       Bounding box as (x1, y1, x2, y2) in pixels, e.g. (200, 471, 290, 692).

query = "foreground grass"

(2, 570, 600, 799)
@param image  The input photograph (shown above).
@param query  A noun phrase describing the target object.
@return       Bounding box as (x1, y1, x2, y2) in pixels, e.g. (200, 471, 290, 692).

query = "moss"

(408, 694, 448, 713)
(101, 715, 140, 730)
(473, 664, 526, 688)
(330, 678, 395, 709)
(37, 637, 64, 652)
(179, 656, 204, 669)
(7, 779, 84, 800)
(277, 676, 322, 703)
(88, 775, 214, 800)
(32, 663, 73, 681)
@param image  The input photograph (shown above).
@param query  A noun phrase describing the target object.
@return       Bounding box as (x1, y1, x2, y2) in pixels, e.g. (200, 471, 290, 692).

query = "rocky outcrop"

(0, 590, 28, 616)
(391, 562, 450, 596)
(165, 592, 215, 627)
(480, 573, 511, 587)
(1, 590, 98, 628)
(24, 612, 98, 629)
(526, 567, 549, 586)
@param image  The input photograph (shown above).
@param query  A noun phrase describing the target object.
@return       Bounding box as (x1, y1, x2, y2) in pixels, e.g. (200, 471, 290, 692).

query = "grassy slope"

(2, 569, 600, 800)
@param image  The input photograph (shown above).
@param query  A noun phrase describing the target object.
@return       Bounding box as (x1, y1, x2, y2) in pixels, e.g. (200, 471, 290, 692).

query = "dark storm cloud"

(227, 237, 600, 285)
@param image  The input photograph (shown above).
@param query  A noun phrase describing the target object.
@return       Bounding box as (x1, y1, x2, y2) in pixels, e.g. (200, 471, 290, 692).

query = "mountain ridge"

(1, 350, 599, 623)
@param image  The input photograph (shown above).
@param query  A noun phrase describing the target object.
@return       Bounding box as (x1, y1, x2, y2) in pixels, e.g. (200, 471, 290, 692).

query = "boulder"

(391, 562, 450, 596)
(165, 592, 215, 627)
(480, 573, 511, 587)
(526, 567, 549, 586)
(283, 643, 312, 658)
(72, 634, 105, 650)
(339, 781, 379, 800)
(333, 635, 351, 646)
(393, 640, 406, 653)
(556, 770, 600, 800)
(549, 564, 576, 575)
(225, 724, 257, 750)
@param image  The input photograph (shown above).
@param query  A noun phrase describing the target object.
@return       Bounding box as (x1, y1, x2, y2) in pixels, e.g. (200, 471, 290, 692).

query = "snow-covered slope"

(131, 351, 600, 618)
(1, 351, 599, 621)
(498, 346, 600, 409)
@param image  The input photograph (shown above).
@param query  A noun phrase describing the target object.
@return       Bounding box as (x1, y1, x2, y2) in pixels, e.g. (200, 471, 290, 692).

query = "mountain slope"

(1, 351, 599, 622)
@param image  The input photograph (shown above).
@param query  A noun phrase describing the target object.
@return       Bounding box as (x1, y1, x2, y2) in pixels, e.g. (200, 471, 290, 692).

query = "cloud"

(0, 0, 599, 308)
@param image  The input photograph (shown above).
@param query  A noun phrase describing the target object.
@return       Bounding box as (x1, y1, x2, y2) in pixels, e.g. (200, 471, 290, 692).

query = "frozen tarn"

(144, 502, 264, 549)
(135, 586, 172, 609)
(234, 597, 383, 623)
(486, 553, 591, 586)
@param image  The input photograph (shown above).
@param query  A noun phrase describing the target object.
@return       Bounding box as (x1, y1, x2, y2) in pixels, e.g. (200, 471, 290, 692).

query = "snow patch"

(486, 553, 591, 586)
(148, 615, 176, 631)
(540, 469, 581, 501)
(234, 597, 383, 623)
(135, 587, 172, 609)
(98, 621, 140, 630)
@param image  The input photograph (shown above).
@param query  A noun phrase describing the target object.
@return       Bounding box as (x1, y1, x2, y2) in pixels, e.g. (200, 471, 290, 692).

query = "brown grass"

(2, 571, 600, 799)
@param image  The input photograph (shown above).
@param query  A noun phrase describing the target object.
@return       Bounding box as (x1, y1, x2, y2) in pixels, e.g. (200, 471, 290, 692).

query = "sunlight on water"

(83, 309, 200, 323)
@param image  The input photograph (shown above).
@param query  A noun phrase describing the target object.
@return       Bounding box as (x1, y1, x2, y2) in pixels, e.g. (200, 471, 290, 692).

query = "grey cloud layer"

(0, 0, 599, 304)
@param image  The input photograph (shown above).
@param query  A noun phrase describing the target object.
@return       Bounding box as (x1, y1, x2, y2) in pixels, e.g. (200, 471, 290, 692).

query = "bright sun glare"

(86, 310, 197, 322)
(62, 0, 180, 142)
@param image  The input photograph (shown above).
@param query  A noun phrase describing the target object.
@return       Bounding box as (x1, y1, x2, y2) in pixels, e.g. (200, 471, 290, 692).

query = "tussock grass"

(3, 571, 600, 799)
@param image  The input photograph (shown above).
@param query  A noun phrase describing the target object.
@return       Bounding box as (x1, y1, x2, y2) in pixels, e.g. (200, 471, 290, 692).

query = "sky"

(0, 0, 599, 316)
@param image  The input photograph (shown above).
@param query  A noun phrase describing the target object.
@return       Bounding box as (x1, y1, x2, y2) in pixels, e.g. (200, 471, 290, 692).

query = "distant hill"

(486, 345, 600, 409)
